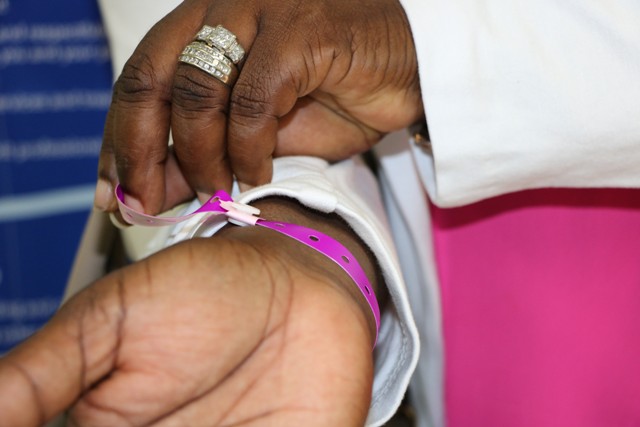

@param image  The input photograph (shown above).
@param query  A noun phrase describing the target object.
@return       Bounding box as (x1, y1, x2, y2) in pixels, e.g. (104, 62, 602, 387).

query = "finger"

(94, 93, 119, 212)
(98, 91, 196, 214)
(0, 280, 124, 426)
(172, 64, 233, 197)
(226, 17, 320, 187)
(171, 7, 257, 196)
(112, 1, 208, 214)
(162, 146, 196, 209)
(110, 147, 195, 227)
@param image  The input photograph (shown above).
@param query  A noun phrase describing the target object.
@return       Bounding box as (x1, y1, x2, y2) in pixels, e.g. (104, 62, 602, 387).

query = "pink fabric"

(429, 188, 640, 427)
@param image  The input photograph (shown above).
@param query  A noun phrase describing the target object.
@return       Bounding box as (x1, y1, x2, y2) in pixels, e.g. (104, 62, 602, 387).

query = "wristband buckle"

(219, 200, 261, 227)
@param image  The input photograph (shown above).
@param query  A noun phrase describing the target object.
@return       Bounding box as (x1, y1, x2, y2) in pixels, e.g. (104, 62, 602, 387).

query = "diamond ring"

(195, 25, 245, 64)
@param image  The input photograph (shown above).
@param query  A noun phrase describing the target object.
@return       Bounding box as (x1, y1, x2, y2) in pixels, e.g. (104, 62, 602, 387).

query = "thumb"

(0, 280, 123, 426)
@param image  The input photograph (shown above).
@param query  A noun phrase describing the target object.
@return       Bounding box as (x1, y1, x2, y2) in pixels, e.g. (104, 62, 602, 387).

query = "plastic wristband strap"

(115, 185, 380, 347)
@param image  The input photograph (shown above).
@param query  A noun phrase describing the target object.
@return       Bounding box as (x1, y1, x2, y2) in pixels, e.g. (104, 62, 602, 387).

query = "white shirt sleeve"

(400, 0, 640, 207)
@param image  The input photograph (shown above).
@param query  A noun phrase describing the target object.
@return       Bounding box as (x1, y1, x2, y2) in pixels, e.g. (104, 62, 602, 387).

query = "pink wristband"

(115, 185, 380, 346)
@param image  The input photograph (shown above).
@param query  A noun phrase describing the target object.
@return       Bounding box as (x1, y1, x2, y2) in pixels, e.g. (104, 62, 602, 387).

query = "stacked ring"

(195, 25, 245, 64)
(178, 41, 239, 85)
(178, 25, 246, 86)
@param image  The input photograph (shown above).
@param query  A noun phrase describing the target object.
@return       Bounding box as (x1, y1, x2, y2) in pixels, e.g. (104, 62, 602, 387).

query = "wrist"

(216, 196, 385, 346)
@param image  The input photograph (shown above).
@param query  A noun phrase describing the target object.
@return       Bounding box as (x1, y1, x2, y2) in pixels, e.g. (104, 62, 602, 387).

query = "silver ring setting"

(178, 41, 238, 85)
(195, 25, 245, 64)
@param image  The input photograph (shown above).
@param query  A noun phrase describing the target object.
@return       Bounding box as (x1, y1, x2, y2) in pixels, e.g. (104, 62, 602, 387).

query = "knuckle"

(114, 139, 165, 174)
(115, 52, 162, 102)
(172, 66, 227, 116)
(229, 80, 274, 122)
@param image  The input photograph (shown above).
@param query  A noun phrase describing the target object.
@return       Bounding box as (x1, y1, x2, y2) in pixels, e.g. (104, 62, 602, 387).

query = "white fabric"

(375, 133, 445, 427)
(96, 0, 640, 426)
(400, 0, 640, 207)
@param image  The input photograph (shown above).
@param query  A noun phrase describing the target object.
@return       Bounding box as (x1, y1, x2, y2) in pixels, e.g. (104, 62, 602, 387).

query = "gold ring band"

(178, 41, 239, 86)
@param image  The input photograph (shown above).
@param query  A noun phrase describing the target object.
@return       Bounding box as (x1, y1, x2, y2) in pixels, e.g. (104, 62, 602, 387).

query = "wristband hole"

(364, 286, 371, 295)
(309, 235, 319, 242)
(273, 223, 285, 227)
(341, 255, 350, 263)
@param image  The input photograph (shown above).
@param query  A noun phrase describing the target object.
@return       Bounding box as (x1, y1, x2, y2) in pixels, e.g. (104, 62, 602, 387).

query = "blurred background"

(0, 0, 112, 354)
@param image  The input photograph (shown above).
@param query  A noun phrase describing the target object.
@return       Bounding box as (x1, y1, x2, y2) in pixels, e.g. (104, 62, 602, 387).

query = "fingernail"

(238, 181, 254, 193)
(124, 194, 145, 213)
(94, 179, 113, 211)
(197, 191, 211, 203)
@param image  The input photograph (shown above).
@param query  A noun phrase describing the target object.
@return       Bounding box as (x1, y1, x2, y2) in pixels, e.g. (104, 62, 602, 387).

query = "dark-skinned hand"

(94, 0, 422, 214)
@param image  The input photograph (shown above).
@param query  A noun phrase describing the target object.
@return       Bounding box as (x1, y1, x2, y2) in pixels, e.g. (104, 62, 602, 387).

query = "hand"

(0, 200, 378, 426)
(95, 0, 423, 214)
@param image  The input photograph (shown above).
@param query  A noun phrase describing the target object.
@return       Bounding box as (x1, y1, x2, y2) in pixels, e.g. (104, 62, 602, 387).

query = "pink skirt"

(430, 188, 640, 427)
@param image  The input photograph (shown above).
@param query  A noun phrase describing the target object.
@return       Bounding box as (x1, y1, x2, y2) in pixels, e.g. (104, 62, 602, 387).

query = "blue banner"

(0, 0, 112, 353)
